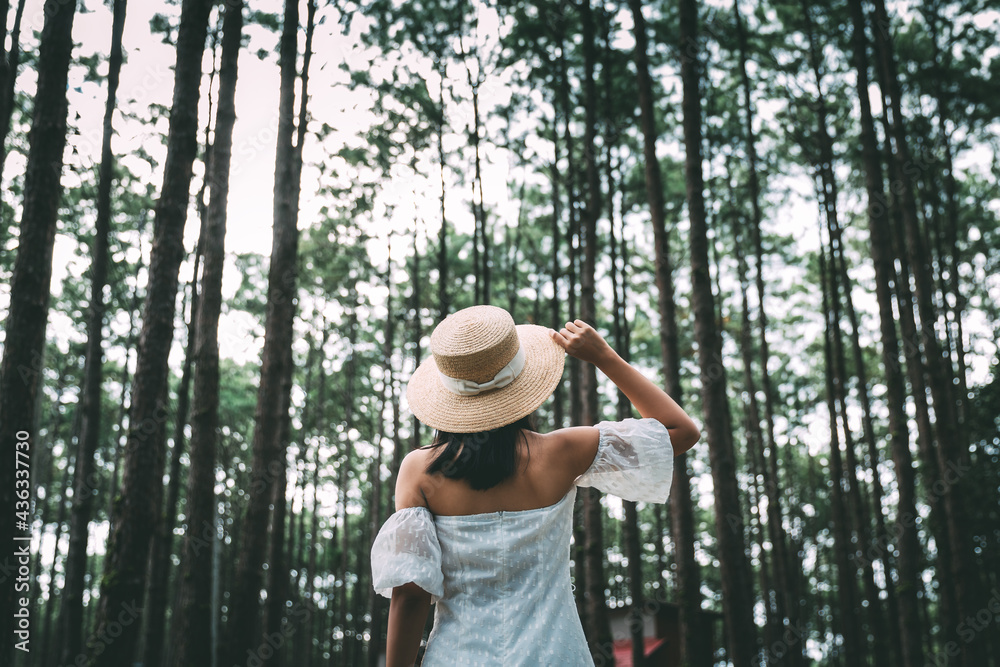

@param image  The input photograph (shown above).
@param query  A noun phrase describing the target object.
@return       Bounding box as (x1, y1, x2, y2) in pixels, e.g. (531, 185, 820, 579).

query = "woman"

(371, 305, 700, 666)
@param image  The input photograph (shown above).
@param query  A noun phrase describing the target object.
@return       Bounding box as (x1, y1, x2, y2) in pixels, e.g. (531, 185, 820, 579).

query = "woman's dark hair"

(425, 414, 536, 491)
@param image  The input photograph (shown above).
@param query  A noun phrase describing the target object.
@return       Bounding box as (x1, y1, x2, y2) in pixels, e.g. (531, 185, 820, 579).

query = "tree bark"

(409, 228, 423, 452)
(148, 260, 199, 666)
(26, 373, 61, 667)
(867, 2, 984, 663)
(464, 46, 490, 305)
(678, 0, 758, 663)
(264, 352, 292, 666)
(145, 232, 201, 667)
(818, 223, 865, 666)
(227, 0, 303, 661)
(305, 329, 326, 667)
(578, 0, 614, 663)
(0, 0, 25, 183)
(559, 18, 587, 616)
(57, 2, 126, 662)
(367, 266, 396, 667)
(172, 2, 242, 664)
(610, 181, 644, 667)
(39, 448, 75, 667)
(436, 60, 450, 321)
(726, 153, 779, 654)
(106, 230, 147, 529)
(800, 8, 891, 662)
(0, 0, 77, 660)
(85, 2, 212, 664)
(887, 147, 958, 653)
(337, 306, 360, 658)
(548, 129, 565, 429)
(732, 4, 805, 663)
(287, 334, 315, 667)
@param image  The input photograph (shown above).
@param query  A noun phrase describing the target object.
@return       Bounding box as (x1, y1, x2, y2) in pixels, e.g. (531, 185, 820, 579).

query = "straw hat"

(406, 305, 565, 433)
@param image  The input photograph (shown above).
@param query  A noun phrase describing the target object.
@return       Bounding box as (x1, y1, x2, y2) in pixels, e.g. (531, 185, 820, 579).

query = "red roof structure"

(613, 637, 668, 667)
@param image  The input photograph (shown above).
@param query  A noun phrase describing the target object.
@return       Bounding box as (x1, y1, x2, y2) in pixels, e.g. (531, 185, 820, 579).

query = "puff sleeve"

(370, 506, 444, 602)
(574, 418, 675, 503)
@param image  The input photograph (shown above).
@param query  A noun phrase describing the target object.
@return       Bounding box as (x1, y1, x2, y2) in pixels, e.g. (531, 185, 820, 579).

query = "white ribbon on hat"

(438, 345, 526, 396)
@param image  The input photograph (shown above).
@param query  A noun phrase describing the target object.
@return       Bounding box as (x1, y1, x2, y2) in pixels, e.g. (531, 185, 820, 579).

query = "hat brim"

(406, 324, 566, 433)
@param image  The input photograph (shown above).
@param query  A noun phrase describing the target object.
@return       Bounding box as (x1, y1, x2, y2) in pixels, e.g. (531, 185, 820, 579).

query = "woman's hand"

(550, 320, 617, 368)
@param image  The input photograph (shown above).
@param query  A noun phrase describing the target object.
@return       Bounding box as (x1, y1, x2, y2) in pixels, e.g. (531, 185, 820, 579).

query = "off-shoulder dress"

(370, 417, 674, 667)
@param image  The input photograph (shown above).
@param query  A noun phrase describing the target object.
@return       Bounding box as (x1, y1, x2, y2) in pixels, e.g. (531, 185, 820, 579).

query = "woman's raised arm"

(550, 320, 701, 455)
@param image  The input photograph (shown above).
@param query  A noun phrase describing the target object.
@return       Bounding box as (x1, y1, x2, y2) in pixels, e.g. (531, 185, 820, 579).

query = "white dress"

(370, 418, 674, 667)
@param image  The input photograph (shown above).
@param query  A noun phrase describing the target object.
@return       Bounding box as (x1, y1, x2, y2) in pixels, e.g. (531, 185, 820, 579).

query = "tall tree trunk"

(821, 137, 901, 667)
(826, 219, 889, 666)
(465, 54, 490, 305)
(86, 2, 212, 664)
(264, 350, 292, 666)
(145, 241, 200, 667)
(578, 0, 613, 662)
(227, 0, 304, 661)
(732, 4, 804, 663)
(337, 306, 360, 659)
(287, 334, 316, 667)
(38, 449, 75, 667)
(678, 0, 757, 663)
(867, 3, 983, 662)
(0, 0, 77, 660)
(436, 60, 450, 321)
(409, 230, 423, 452)
(551, 3, 585, 623)
(549, 128, 565, 429)
(0, 0, 25, 183)
(818, 223, 865, 666)
(26, 373, 62, 667)
(868, 17, 957, 666)
(158, 32, 217, 649)
(107, 230, 147, 526)
(925, 1, 971, 445)
(933, 106, 969, 434)
(172, 2, 242, 664)
(886, 140, 957, 653)
(305, 329, 326, 667)
(626, 0, 688, 454)
(610, 174, 644, 667)
(744, 397, 777, 653)
(57, 2, 126, 662)
(368, 267, 396, 667)
(727, 155, 780, 654)
(798, 3, 899, 660)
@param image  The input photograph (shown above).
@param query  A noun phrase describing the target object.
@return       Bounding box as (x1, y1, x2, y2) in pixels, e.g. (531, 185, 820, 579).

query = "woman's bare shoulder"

(394, 448, 435, 510)
(533, 426, 601, 478)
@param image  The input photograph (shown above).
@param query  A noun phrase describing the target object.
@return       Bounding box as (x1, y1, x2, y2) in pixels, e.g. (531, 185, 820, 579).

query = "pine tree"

(0, 0, 78, 658)
(678, 0, 757, 662)
(86, 0, 213, 663)
(172, 1, 243, 664)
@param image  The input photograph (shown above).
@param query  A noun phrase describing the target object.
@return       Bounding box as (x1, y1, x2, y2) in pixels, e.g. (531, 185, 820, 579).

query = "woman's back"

(397, 428, 600, 516)
(427, 489, 587, 665)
